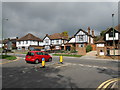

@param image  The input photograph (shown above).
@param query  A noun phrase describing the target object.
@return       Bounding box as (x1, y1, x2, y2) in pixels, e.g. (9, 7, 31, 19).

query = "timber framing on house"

(96, 24, 120, 57)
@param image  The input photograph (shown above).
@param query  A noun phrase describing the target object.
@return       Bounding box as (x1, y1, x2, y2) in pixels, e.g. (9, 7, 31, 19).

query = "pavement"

(1, 52, 120, 89)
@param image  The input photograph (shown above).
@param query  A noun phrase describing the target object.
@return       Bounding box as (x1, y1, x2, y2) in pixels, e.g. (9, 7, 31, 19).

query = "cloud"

(2, 2, 118, 39)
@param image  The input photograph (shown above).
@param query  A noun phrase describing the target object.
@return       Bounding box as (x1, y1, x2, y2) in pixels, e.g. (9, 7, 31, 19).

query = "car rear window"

(27, 52, 34, 56)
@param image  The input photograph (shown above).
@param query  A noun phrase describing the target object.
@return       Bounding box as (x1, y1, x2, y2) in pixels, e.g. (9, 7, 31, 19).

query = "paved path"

(80, 51, 119, 62)
(86, 51, 97, 56)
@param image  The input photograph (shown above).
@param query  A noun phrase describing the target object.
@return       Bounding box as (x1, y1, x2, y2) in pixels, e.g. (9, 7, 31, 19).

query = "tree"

(62, 31, 68, 37)
(100, 28, 109, 36)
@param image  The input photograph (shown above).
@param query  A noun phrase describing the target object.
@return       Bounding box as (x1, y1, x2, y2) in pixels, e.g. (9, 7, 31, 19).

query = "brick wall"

(76, 44, 86, 55)
(91, 44, 96, 51)
(96, 47, 105, 56)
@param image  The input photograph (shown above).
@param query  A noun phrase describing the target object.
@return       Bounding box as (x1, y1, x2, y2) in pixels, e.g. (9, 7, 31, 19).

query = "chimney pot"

(92, 29, 94, 36)
(88, 27, 90, 34)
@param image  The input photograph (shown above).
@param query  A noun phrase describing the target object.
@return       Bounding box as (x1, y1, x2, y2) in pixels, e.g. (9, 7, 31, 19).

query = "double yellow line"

(96, 78, 119, 90)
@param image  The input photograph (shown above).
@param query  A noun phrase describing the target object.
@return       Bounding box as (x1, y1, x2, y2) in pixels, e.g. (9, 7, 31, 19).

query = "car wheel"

(48, 58, 52, 62)
(26, 61, 29, 63)
(35, 59, 39, 64)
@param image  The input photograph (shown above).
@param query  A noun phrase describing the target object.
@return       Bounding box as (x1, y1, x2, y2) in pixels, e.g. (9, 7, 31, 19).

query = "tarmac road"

(2, 54, 119, 89)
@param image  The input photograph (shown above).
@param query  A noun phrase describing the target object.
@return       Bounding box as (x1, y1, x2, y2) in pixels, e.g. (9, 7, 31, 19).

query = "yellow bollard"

(59, 56, 63, 64)
(42, 58, 45, 68)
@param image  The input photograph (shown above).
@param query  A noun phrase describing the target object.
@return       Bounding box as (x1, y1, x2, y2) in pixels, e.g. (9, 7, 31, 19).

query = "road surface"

(1, 54, 119, 89)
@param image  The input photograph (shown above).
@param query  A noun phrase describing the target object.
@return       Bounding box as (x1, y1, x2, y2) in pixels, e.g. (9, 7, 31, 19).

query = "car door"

(42, 52, 49, 61)
(36, 52, 44, 62)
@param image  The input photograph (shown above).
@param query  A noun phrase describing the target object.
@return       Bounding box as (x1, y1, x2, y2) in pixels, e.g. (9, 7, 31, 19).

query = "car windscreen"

(27, 52, 34, 56)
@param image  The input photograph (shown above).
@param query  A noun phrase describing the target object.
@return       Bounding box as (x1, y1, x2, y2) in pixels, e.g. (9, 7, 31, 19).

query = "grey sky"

(2, 2, 118, 39)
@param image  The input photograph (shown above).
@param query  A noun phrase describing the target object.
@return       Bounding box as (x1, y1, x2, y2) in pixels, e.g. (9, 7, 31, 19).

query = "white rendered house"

(16, 33, 43, 50)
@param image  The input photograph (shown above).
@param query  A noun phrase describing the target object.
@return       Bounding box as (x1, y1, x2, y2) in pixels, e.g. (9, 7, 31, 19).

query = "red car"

(25, 51, 52, 64)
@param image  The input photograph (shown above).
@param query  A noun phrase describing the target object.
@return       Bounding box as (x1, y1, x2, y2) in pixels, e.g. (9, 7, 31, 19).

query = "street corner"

(96, 78, 120, 90)
(0, 56, 21, 64)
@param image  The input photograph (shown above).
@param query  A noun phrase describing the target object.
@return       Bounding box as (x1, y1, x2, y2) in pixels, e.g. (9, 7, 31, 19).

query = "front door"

(107, 49, 110, 55)
(66, 46, 71, 51)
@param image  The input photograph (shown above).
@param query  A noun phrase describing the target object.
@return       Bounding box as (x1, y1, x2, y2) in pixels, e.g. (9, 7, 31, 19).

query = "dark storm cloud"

(2, 2, 118, 39)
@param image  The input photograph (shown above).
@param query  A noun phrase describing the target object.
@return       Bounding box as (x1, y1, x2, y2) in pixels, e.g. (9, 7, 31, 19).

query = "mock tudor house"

(16, 33, 43, 50)
(96, 25, 120, 57)
(68, 27, 95, 55)
(43, 32, 69, 51)
(2, 37, 18, 50)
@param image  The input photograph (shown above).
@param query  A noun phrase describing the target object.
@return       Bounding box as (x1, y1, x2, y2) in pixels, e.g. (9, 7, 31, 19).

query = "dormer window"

(45, 39, 49, 43)
(79, 36, 83, 41)
(109, 30, 115, 37)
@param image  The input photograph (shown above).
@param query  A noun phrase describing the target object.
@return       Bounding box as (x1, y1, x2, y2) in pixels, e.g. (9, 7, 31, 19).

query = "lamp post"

(2, 18, 8, 55)
(2, 18, 8, 40)
(112, 14, 115, 59)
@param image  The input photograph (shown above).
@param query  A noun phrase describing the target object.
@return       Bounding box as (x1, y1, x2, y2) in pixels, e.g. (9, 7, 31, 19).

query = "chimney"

(16, 37, 18, 39)
(92, 29, 94, 36)
(88, 27, 90, 34)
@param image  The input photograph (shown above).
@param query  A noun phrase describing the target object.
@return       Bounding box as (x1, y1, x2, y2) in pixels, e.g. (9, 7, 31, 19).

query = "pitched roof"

(2, 39, 9, 44)
(114, 24, 120, 31)
(104, 24, 120, 34)
(74, 29, 94, 37)
(17, 33, 42, 41)
(95, 37, 105, 44)
(47, 33, 69, 40)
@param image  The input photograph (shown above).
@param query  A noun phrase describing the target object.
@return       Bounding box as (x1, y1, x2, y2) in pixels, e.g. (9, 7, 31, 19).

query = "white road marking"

(53, 62, 107, 70)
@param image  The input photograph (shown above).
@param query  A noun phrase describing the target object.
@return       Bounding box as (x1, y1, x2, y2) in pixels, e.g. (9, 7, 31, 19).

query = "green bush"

(55, 50, 68, 53)
(70, 50, 78, 53)
(53, 54, 82, 57)
(86, 45, 92, 52)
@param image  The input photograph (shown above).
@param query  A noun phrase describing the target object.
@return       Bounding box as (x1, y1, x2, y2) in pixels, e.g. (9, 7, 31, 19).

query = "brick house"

(68, 27, 95, 55)
(96, 25, 120, 57)
(16, 33, 43, 50)
(43, 32, 69, 51)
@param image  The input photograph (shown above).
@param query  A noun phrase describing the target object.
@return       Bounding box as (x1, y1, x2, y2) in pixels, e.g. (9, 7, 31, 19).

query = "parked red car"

(25, 51, 52, 63)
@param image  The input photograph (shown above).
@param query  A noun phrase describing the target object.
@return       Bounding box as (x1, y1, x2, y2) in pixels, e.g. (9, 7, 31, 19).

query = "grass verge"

(22, 52, 28, 54)
(53, 54, 82, 57)
(0, 55, 17, 60)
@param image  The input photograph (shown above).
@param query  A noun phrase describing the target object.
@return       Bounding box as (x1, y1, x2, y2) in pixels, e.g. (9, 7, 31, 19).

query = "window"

(19, 41, 21, 44)
(56, 46, 60, 49)
(45, 39, 49, 43)
(26, 41, 28, 44)
(109, 30, 115, 37)
(27, 52, 34, 56)
(79, 36, 83, 41)
(52, 40, 54, 44)
(36, 52, 43, 55)
(107, 42, 113, 46)
(18, 47, 21, 50)
(45, 46, 50, 50)
(42, 52, 46, 55)
(79, 44, 84, 47)
(56, 40, 59, 44)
